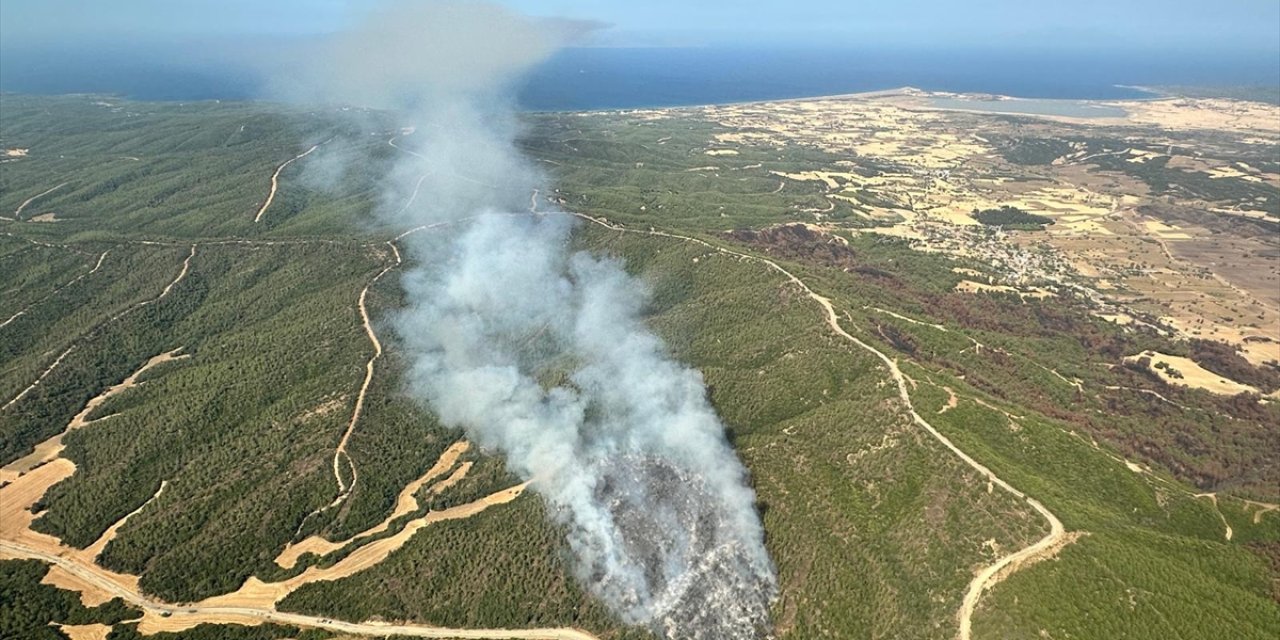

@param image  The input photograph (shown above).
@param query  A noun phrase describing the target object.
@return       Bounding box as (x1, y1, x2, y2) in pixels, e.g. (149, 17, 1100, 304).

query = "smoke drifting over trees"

(281, 2, 777, 637)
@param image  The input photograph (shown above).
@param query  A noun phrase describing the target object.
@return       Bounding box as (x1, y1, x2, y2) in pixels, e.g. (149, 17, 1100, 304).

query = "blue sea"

(1, 44, 1277, 109)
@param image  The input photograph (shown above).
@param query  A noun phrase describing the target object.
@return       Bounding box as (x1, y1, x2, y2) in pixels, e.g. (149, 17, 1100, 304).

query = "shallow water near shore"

(925, 97, 1130, 118)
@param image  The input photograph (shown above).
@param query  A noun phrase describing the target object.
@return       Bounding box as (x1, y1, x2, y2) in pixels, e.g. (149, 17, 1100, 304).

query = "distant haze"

(3, 0, 1279, 52)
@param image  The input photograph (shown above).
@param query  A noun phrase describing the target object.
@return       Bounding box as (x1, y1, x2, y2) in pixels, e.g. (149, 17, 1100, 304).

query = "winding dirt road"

(326, 250, 398, 508)
(0, 250, 109, 330)
(2, 345, 76, 411)
(254, 144, 321, 223)
(322, 225, 419, 511)
(279, 441, 472, 569)
(3, 349, 186, 480)
(570, 212, 1069, 640)
(1195, 493, 1234, 541)
(14, 182, 69, 219)
(3, 246, 194, 411)
(6, 196, 1068, 639)
(0, 357, 596, 640)
(1, 539, 594, 640)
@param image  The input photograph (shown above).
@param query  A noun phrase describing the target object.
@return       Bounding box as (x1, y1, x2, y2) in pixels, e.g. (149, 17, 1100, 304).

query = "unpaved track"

(324, 234, 410, 511)
(315, 167, 498, 512)
(1195, 493, 1233, 541)
(106, 244, 194, 323)
(1241, 499, 1279, 524)
(0, 363, 594, 639)
(155, 246, 195, 300)
(83, 480, 169, 560)
(3, 349, 186, 475)
(570, 212, 1069, 640)
(2, 539, 595, 640)
(2, 345, 76, 411)
(3, 246, 193, 411)
(14, 181, 69, 219)
(939, 386, 958, 414)
(279, 441, 471, 569)
(0, 250, 109, 330)
(254, 144, 321, 223)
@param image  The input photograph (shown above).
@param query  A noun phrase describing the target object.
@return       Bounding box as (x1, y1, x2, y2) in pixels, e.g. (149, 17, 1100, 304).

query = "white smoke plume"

(282, 2, 777, 637)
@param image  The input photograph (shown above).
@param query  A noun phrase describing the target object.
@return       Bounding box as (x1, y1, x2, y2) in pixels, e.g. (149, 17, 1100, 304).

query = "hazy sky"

(2, 0, 1278, 51)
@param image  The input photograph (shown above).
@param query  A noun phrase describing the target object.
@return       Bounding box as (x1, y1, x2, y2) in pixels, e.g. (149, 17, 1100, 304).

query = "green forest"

(1, 93, 1276, 640)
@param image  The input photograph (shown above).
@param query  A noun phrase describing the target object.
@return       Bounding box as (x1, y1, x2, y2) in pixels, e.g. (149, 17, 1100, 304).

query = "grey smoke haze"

(289, 2, 777, 637)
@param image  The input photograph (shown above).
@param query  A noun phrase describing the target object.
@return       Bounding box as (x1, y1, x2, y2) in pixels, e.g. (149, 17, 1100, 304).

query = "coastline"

(4, 83, 1274, 127)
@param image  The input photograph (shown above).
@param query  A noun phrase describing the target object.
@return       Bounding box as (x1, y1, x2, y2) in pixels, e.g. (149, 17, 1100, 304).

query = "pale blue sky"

(2, 0, 1278, 51)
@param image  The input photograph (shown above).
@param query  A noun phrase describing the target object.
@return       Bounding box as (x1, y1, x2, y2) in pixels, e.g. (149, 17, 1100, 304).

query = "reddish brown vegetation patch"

(724, 225, 860, 270)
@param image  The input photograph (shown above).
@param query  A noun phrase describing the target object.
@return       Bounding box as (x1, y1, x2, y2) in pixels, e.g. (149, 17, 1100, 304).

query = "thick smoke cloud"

(287, 2, 777, 637)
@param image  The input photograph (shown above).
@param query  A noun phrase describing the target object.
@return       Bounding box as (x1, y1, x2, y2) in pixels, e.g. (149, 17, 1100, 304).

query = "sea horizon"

(1, 44, 1277, 111)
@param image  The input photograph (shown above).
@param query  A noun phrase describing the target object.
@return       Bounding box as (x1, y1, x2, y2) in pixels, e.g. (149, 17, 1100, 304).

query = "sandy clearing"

(938, 387, 959, 414)
(955, 280, 1055, 299)
(14, 182, 69, 219)
(1, 392, 582, 640)
(0, 357, 181, 589)
(277, 441, 471, 569)
(1142, 220, 1193, 240)
(1125, 149, 1164, 164)
(1119, 97, 1280, 134)
(5, 536, 596, 640)
(42, 564, 118, 607)
(59, 623, 112, 640)
(254, 144, 321, 223)
(1098, 313, 1135, 326)
(771, 170, 851, 190)
(568, 212, 1070, 640)
(1206, 165, 1263, 182)
(3, 348, 187, 475)
(1123, 351, 1259, 396)
(430, 461, 474, 495)
(0, 459, 78, 540)
(133, 608, 597, 640)
(0, 460, 146, 599)
(195, 482, 531, 610)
